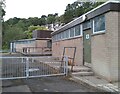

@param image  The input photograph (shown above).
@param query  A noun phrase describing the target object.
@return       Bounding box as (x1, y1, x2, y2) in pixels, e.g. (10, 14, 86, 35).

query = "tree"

(1, 8, 5, 17)
(24, 25, 48, 39)
(27, 17, 41, 26)
(1, 0, 6, 49)
(0, 0, 6, 18)
(6, 17, 21, 25)
(40, 15, 47, 25)
(62, 1, 104, 24)
(47, 14, 56, 24)
(3, 25, 25, 49)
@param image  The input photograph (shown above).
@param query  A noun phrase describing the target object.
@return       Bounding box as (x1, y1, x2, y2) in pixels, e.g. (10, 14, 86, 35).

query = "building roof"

(11, 38, 52, 43)
(33, 30, 53, 32)
(51, 0, 120, 35)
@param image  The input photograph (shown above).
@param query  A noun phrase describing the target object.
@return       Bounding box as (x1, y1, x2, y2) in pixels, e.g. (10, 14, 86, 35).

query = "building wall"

(91, 11, 119, 82)
(33, 30, 53, 38)
(52, 11, 119, 82)
(36, 40, 48, 47)
(15, 41, 36, 52)
(15, 39, 52, 53)
(52, 37, 83, 66)
(106, 11, 119, 82)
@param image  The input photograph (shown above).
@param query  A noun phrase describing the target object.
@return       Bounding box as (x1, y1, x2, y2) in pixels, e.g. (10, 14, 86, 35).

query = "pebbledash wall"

(51, 1, 120, 82)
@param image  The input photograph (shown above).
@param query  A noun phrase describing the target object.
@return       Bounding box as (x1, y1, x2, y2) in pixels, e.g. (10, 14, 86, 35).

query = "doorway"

(83, 28, 92, 67)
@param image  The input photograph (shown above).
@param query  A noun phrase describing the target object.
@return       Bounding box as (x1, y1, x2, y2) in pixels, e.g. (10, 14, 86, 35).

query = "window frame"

(70, 27, 75, 38)
(93, 15, 105, 34)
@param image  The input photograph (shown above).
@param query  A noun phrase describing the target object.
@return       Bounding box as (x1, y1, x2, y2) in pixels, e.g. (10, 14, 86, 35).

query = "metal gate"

(0, 56, 68, 80)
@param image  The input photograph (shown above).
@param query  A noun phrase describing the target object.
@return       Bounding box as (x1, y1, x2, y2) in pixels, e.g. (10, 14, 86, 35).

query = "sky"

(4, 0, 76, 21)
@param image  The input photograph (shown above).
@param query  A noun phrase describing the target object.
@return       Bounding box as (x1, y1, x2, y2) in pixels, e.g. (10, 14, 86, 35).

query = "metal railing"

(22, 47, 52, 55)
(0, 56, 68, 80)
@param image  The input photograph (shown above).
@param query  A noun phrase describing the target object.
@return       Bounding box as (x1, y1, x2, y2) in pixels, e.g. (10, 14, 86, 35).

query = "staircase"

(69, 66, 94, 76)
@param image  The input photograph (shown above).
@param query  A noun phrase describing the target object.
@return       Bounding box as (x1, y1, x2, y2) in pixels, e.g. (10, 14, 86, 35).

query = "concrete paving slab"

(2, 85, 31, 92)
(2, 80, 13, 87)
(71, 75, 120, 92)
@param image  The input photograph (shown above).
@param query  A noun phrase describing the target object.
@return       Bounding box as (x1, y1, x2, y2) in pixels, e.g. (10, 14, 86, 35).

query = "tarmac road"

(22, 76, 101, 92)
(1, 76, 106, 93)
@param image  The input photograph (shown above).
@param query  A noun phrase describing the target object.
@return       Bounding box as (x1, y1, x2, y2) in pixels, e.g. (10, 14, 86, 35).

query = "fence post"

(64, 56, 68, 76)
(63, 56, 65, 75)
(26, 58, 29, 78)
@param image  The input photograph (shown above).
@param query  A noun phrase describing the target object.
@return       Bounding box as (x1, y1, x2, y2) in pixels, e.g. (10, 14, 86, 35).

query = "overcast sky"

(4, 0, 76, 21)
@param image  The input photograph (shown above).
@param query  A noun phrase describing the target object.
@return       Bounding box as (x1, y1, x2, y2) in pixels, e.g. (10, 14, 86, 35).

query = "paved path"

(2, 76, 102, 92)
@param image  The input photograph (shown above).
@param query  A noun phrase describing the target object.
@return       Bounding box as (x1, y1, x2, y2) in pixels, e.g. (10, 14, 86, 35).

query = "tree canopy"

(63, 1, 104, 23)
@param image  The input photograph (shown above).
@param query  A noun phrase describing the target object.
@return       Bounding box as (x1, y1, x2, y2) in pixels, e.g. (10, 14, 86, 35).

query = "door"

(83, 29, 91, 67)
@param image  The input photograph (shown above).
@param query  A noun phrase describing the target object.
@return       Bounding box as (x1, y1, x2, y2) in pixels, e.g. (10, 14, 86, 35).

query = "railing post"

(63, 56, 65, 75)
(26, 58, 29, 78)
(64, 56, 68, 76)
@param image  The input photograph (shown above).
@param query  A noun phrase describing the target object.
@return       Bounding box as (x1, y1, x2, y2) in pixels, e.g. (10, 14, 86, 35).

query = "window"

(54, 35, 56, 41)
(66, 29, 70, 38)
(64, 31, 67, 39)
(63, 31, 66, 39)
(57, 33, 61, 40)
(47, 40, 52, 48)
(61, 32, 64, 39)
(55, 35, 57, 41)
(70, 27, 75, 37)
(52, 36, 55, 41)
(59, 33, 62, 40)
(75, 25, 81, 36)
(93, 15, 105, 33)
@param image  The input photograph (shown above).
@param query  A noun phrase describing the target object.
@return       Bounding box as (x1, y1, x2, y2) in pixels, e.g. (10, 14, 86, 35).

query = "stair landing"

(69, 66, 94, 76)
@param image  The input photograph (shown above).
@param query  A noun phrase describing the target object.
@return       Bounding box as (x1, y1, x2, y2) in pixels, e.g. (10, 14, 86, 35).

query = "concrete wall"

(52, 37, 83, 66)
(15, 40, 51, 53)
(15, 41, 36, 52)
(91, 12, 119, 82)
(35, 40, 48, 47)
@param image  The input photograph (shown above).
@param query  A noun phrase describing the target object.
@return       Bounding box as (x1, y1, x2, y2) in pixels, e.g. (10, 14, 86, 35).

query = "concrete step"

(68, 66, 92, 72)
(72, 71, 94, 76)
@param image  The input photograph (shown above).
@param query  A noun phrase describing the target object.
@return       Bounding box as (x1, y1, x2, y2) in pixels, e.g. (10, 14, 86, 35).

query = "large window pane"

(64, 31, 67, 39)
(75, 25, 81, 36)
(62, 31, 65, 39)
(61, 32, 64, 39)
(94, 15, 105, 33)
(70, 27, 74, 37)
(66, 29, 70, 38)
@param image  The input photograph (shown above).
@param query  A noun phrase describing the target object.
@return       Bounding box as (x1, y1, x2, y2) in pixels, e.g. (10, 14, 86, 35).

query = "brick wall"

(15, 41, 36, 52)
(91, 12, 119, 82)
(52, 11, 119, 82)
(35, 40, 48, 47)
(52, 37, 83, 66)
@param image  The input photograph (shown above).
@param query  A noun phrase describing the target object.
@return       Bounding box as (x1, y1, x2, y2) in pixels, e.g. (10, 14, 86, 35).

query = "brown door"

(83, 29, 92, 67)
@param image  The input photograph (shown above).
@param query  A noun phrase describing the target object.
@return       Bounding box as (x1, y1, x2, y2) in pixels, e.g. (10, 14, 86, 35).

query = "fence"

(0, 56, 68, 80)
(22, 47, 52, 55)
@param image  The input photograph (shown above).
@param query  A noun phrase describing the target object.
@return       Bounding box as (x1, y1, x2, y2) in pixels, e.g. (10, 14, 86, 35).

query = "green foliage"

(27, 25, 48, 32)
(47, 13, 58, 24)
(1, 8, 5, 17)
(62, 1, 104, 24)
(24, 25, 48, 39)
(2, 24, 25, 49)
